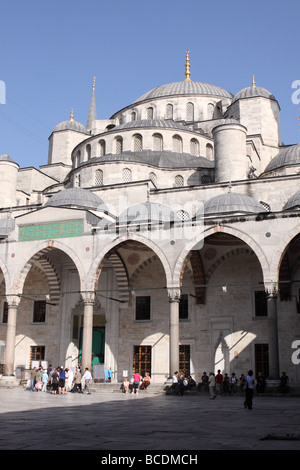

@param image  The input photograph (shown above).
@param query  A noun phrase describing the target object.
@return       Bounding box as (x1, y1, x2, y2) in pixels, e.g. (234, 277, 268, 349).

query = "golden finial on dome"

(184, 50, 191, 82)
(252, 75, 256, 87)
(70, 108, 74, 121)
(93, 76, 96, 90)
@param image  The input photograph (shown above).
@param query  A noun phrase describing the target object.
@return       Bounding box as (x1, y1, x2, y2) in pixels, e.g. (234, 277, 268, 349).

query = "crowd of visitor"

(27, 364, 93, 395)
(171, 369, 291, 406)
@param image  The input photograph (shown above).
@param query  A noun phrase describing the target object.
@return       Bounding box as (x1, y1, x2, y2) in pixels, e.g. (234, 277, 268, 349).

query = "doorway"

(79, 327, 105, 369)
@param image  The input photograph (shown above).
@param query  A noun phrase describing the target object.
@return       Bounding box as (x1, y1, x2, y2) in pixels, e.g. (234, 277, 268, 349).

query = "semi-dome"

(134, 80, 233, 104)
(283, 190, 300, 210)
(117, 201, 181, 224)
(53, 110, 87, 134)
(203, 191, 267, 215)
(232, 85, 276, 104)
(264, 144, 300, 173)
(45, 187, 107, 211)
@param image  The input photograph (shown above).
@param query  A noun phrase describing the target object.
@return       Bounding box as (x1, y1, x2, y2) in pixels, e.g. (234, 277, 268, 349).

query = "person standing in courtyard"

(132, 371, 141, 394)
(215, 369, 223, 397)
(82, 367, 92, 394)
(244, 370, 255, 410)
(208, 372, 216, 399)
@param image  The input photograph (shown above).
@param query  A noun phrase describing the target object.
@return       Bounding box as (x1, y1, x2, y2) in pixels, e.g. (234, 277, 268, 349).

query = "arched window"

(147, 107, 154, 119)
(172, 134, 183, 153)
(133, 134, 143, 152)
(166, 104, 173, 119)
(99, 139, 106, 156)
(206, 143, 213, 160)
(186, 102, 194, 121)
(122, 168, 132, 183)
(86, 144, 91, 160)
(149, 172, 157, 185)
(94, 169, 103, 187)
(116, 137, 123, 154)
(76, 150, 81, 167)
(190, 138, 199, 156)
(153, 133, 163, 151)
(131, 111, 137, 121)
(175, 175, 184, 187)
(207, 103, 214, 119)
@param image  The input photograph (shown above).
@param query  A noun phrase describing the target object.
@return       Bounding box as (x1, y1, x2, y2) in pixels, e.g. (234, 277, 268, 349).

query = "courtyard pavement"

(0, 387, 299, 454)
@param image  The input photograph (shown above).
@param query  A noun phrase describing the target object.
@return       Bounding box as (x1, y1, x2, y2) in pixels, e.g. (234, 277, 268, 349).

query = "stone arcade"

(1, 53, 300, 386)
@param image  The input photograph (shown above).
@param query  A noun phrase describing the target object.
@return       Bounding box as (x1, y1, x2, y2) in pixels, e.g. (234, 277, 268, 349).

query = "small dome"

(283, 190, 300, 210)
(45, 188, 107, 211)
(204, 191, 267, 215)
(232, 85, 276, 104)
(134, 81, 233, 104)
(264, 144, 300, 173)
(117, 201, 181, 224)
(0, 152, 15, 163)
(53, 110, 87, 134)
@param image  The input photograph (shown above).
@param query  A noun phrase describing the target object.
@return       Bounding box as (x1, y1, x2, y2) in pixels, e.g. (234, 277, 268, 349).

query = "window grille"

(116, 138, 123, 154)
(94, 169, 103, 186)
(177, 209, 189, 220)
(186, 102, 194, 121)
(149, 172, 157, 185)
(133, 134, 142, 152)
(190, 138, 199, 156)
(135, 296, 151, 320)
(33, 300, 46, 323)
(172, 135, 182, 153)
(166, 104, 173, 119)
(175, 175, 184, 187)
(147, 107, 153, 119)
(133, 345, 151, 376)
(122, 168, 132, 183)
(153, 133, 163, 151)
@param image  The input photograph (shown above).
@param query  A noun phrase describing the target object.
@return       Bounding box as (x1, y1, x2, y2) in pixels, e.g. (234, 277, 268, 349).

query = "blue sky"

(1, 0, 299, 169)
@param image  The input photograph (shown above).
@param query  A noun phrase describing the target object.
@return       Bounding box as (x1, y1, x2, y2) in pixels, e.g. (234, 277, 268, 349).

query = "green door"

(79, 327, 105, 370)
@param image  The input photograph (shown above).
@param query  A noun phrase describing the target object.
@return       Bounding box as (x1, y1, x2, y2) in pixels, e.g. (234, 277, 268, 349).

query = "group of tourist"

(122, 372, 151, 394)
(27, 364, 93, 395)
(172, 369, 291, 410)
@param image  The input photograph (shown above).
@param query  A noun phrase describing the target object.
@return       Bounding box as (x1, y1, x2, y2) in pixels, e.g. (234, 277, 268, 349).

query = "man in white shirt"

(208, 372, 216, 399)
(82, 368, 93, 394)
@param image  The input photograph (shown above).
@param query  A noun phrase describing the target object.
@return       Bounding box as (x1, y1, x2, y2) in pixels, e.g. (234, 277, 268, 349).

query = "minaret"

(86, 76, 97, 131)
(184, 51, 191, 82)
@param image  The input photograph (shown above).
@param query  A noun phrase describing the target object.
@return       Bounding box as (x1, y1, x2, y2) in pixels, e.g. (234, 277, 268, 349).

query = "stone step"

(90, 382, 168, 394)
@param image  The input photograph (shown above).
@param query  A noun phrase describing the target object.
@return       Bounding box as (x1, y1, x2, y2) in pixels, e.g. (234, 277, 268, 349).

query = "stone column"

(168, 289, 180, 377)
(266, 284, 279, 379)
(81, 292, 95, 372)
(4, 295, 20, 376)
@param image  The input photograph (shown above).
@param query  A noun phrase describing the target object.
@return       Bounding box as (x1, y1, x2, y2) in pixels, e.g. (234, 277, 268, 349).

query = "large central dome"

(134, 80, 233, 104)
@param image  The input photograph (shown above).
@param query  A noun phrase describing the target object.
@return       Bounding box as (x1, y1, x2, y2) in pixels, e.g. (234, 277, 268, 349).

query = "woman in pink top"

(132, 372, 141, 394)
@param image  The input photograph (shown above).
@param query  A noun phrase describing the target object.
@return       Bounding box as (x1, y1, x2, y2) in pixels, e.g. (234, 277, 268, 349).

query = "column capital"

(6, 294, 21, 308)
(81, 291, 95, 305)
(265, 282, 278, 298)
(167, 287, 181, 302)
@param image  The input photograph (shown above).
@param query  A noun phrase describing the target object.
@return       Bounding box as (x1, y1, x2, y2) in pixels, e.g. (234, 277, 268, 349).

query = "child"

(123, 377, 130, 393)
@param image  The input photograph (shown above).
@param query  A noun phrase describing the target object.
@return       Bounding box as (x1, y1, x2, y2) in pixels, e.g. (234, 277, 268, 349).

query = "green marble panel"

(19, 220, 83, 241)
